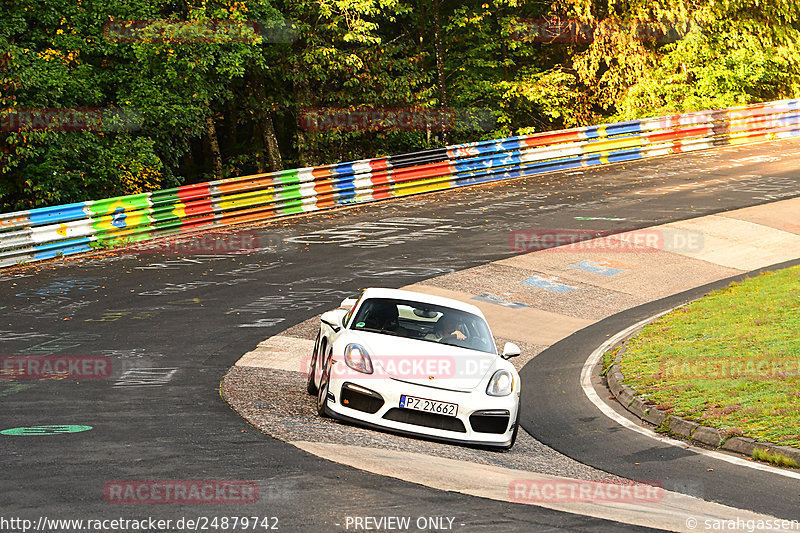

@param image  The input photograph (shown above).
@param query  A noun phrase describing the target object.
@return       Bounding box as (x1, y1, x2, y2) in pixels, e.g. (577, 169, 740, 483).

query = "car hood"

(339, 330, 499, 392)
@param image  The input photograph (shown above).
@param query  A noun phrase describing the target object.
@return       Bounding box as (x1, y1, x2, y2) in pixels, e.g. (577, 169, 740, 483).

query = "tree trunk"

(432, 0, 450, 145)
(226, 100, 238, 153)
(291, 62, 313, 167)
(262, 113, 282, 171)
(249, 75, 284, 172)
(204, 112, 223, 179)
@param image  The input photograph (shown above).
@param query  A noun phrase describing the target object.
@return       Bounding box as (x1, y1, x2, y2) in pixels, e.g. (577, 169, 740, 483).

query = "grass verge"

(752, 448, 799, 468)
(617, 265, 800, 448)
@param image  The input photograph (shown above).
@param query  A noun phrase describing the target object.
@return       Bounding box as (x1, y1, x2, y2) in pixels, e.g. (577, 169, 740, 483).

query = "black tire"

(306, 332, 321, 395)
(316, 346, 333, 417)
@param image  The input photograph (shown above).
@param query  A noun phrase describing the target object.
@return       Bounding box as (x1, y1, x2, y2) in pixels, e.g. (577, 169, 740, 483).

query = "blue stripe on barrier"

(453, 157, 504, 173)
(447, 134, 537, 157)
(606, 121, 643, 136)
(607, 150, 644, 163)
(32, 238, 93, 260)
(331, 163, 357, 203)
(494, 140, 526, 152)
(332, 162, 357, 176)
(455, 141, 642, 178)
(453, 156, 585, 186)
(455, 150, 585, 184)
(583, 121, 643, 139)
(332, 179, 356, 203)
(581, 147, 644, 167)
(455, 170, 509, 186)
(530, 159, 585, 174)
(453, 149, 525, 169)
(28, 203, 88, 227)
(582, 126, 603, 140)
(460, 143, 498, 156)
(582, 155, 603, 167)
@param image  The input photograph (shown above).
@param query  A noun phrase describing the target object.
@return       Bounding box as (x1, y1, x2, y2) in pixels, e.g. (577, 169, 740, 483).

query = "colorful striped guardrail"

(1, 98, 799, 268)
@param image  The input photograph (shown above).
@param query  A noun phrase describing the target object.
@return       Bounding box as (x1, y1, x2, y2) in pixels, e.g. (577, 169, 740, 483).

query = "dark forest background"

(1, 0, 798, 211)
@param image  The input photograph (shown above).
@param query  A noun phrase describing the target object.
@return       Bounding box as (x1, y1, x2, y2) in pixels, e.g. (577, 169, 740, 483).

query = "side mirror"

(502, 342, 521, 360)
(339, 297, 358, 310)
(321, 310, 344, 332)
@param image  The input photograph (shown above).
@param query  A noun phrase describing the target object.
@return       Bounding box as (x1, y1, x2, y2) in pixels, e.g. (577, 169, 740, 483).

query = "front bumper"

(324, 375, 520, 447)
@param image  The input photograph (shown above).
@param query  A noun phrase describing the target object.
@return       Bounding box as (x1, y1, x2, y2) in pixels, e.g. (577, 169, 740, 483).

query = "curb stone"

(669, 416, 699, 438)
(721, 437, 765, 455)
(627, 396, 650, 419)
(643, 407, 667, 427)
(692, 426, 723, 448)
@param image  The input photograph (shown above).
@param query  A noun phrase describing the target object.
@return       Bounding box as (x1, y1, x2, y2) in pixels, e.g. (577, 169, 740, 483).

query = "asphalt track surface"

(1, 139, 800, 532)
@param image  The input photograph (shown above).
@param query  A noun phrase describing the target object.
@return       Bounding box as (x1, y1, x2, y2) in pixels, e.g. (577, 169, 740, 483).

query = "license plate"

(399, 395, 458, 417)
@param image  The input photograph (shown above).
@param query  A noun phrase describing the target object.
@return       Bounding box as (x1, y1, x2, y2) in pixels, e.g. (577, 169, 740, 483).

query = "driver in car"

(433, 314, 468, 341)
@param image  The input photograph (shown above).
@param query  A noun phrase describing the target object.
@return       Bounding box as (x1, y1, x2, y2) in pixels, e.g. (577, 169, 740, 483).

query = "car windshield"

(349, 298, 496, 354)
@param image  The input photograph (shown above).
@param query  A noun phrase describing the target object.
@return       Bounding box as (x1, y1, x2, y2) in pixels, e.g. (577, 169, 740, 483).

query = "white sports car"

(306, 288, 522, 449)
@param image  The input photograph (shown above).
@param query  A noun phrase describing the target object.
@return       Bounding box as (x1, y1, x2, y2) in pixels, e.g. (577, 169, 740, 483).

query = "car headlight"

(486, 369, 513, 396)
(344, 343, 373, 374)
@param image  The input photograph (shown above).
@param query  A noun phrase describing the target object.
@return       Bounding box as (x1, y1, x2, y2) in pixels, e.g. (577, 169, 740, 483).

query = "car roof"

(358, 287, 486, 318)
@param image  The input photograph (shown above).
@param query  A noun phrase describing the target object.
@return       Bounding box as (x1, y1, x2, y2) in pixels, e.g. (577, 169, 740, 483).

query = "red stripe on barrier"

(392, 161, 450, 182)
(313, 168, 336, 208)
(647, 125, 713, 143)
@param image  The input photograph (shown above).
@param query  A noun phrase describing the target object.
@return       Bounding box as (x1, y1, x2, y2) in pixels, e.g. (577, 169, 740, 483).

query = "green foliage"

(2, 0, 799, 211)
(753, 448, 799, 468)
(550, 0, 800, 119)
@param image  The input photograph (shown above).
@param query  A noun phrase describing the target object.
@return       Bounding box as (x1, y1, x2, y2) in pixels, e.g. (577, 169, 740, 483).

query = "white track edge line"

(580, 309, 800, 481)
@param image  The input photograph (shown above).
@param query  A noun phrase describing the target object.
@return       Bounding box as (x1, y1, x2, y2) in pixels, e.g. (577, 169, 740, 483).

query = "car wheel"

(306, 332, 321, 395)
(316, 346, 333, 417)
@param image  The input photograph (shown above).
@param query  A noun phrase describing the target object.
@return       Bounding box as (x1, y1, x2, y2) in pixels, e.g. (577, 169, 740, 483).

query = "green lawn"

(617, 265, 800, 448)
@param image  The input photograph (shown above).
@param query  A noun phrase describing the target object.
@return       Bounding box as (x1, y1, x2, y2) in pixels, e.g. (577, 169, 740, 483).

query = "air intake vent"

(340, 383, 384, 414)
(383, 408, 466, 433)
(469, 410, 510, 434)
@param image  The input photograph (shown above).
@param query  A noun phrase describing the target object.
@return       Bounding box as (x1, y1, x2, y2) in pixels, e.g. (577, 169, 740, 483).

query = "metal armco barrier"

(2, 98, 799, 268)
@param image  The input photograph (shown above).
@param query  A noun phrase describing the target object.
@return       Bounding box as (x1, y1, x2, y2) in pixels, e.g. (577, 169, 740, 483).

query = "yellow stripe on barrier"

(216, 189, 276, 211)
(393, 175, 453, 196)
